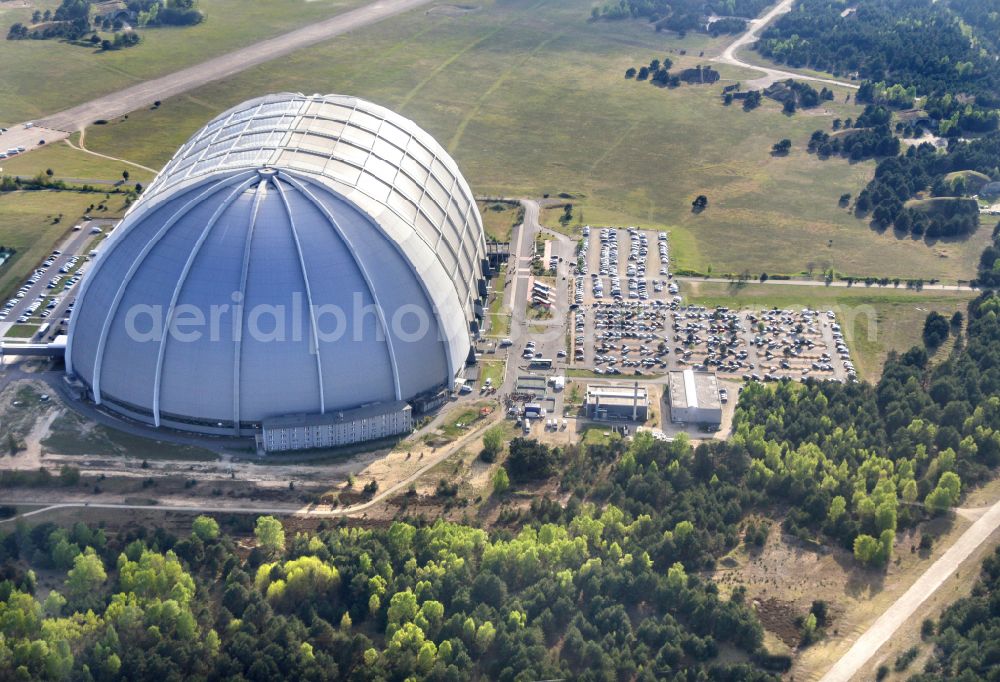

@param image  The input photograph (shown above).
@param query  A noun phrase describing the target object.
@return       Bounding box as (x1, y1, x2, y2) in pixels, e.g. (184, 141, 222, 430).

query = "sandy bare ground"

(0, 404, 505, 521)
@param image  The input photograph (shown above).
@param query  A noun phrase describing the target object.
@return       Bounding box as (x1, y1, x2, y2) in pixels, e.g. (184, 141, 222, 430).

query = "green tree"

(480, 425, 505, 462)
(65, 548, 107, 606)
(925, 471, 962, 514)
(118, 549, 195, 603)
(475, 621, 496, 653)
(923, 311, 951, 348)
(667, 561, 688, 589)
(801, 612, 818, 645)
(828, 495, 847, 522)
(492, 467, 510, 495)
(255, 516, 285, 554)
(43, 591, 66, 617)
(192, 515, 219, 541)
(853, 534, 881, 565)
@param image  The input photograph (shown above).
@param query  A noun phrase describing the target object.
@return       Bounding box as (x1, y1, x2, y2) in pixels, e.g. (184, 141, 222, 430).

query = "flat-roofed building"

(586, 383, 648, 421)
(261, 401, 412, 452)
(667, 370, 722, 425)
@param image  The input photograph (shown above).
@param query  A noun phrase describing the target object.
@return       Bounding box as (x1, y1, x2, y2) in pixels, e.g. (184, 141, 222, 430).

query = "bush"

(506, 438, 557, 482)
(923, 311, 950, 348)
(894, 646, 919, 671)
(480, 425, 505, 463)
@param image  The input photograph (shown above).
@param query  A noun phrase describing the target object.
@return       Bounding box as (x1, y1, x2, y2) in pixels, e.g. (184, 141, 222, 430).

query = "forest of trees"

(976, 221, 1000, 288)
(727, 293, 1000, 563)
(749, 0, 1000, 243)
(755, 0, 1000, 101)
(947, 0, 1000, 54)
(853, 133, 1000, 236)
(0, 508, 780, 680)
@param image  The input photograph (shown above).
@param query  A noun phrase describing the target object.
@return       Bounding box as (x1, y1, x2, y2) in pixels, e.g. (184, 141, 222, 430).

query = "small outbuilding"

(586, 383, 648, 422)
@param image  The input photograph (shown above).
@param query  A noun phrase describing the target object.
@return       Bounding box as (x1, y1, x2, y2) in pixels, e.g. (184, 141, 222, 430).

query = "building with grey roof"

(667, 370, 722, 426)
(67, 93, 487, 438)
(585, 383, 648, 421)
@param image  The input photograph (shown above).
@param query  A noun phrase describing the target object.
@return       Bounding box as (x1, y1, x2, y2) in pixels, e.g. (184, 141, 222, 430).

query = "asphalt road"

(820, 498, 1000, 682)
(712, 0, 860, 90)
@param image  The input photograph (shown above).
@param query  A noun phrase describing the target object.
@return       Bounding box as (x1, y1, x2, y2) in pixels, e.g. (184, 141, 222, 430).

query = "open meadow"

(0, 136, 156, 186)
(0, 0, 365, 124)
(71, 0, 989, 282)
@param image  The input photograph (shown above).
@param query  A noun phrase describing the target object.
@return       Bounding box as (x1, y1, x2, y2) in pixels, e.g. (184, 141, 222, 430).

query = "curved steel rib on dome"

(85, 170, 260, 406)
(269, 174, 328, 414)
(277, 171, 405, 401)
(66, 93, 488, 436)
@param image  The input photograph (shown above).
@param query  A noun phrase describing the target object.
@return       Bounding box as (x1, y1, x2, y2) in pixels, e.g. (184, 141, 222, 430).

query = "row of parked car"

(0, 248, 66, 322)
(0, 247, 85, 324)
(0, 145, 26, 159)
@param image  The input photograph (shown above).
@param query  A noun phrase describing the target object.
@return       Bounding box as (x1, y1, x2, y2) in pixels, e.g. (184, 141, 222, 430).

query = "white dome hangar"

(67, 93, 487, 436)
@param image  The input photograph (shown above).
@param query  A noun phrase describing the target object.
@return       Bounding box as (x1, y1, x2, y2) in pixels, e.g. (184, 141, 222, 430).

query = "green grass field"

(42, 411, 217, 460)
(0, 190, 129, 301)
(486, 266, 511, 337)
(75, 0, 989, 282)
(478, 200, 521, 243)
(541, 204, 586, 238)
(683, 280, 976, 378)
(0, 0, 366, 124)
(4, 323, 38, 338)
(0, 139, 156, 186)
(479, 360, 505, 387)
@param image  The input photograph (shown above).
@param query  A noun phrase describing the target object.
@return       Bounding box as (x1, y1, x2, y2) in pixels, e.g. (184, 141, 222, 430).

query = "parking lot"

(0, 220, 111, 342)
(578, 226, 678, 307)
(565, 226, 857, 383)
(673, 306, 856, 382)
(493, 221, 859, 446)
(571, 227, 680, 370)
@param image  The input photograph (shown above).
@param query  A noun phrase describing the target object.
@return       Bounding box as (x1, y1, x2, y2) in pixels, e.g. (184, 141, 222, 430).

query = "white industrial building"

(667, 370, 722, 425)
(585, 383, 648, 421)
(260, 401, 412, 452)
(66, 93, 487, 443)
